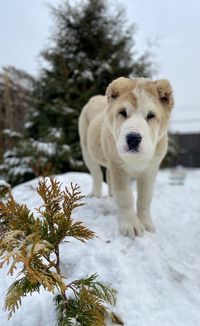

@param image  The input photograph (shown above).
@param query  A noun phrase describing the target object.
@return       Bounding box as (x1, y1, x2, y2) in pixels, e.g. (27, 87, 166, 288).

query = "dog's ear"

(106, 77, 135, 103)
(154, 79, 174, 111)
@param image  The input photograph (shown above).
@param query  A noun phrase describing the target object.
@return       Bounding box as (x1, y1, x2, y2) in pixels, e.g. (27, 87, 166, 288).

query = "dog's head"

(106, 77, 174, 167)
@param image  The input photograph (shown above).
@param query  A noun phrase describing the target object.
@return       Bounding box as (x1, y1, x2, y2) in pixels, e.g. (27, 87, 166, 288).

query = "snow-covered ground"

(1, 169, 200, 326)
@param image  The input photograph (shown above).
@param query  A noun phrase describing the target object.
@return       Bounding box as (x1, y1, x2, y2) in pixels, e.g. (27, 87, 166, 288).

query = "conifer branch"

(0, 177, 122, 324)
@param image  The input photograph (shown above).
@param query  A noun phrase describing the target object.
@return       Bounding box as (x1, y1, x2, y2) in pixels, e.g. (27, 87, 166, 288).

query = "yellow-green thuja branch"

(0, 178, 123, 325)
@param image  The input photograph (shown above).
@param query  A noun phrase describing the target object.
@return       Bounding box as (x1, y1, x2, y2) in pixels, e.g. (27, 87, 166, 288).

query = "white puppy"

(79, 77, 174, 238)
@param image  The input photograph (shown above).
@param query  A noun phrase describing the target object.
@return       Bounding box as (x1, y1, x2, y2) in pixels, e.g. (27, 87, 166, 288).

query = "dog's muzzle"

(126, 132, 142, 152)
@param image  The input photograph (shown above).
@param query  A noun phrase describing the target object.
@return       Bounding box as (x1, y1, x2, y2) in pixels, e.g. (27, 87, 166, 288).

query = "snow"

(48, 127, 62, 139)
(96, 63, 111, 74)
(33, 141, 56, 156)
(81, 70, 94, 81)
(24, 121, 34, 129)
(0, 180, 10, 188)
(9, 165, 33, 177)
(1, 169, 200, 326)
(3, 129, 22, 139)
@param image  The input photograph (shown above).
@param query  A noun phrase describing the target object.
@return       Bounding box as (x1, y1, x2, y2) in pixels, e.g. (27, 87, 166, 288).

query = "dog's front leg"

(111, 168, 144, 238)
(136, 166, 158, 232)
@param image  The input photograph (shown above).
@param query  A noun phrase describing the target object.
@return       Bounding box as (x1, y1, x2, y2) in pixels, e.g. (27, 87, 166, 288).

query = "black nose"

(126, 133, 142, 151)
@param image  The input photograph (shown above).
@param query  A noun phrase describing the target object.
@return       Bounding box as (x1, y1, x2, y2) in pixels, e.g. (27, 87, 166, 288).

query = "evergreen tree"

(27, 0, 154, 173)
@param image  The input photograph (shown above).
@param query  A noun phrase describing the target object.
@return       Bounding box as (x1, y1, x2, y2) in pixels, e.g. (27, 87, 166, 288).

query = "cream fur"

(78, 77, 174, 238)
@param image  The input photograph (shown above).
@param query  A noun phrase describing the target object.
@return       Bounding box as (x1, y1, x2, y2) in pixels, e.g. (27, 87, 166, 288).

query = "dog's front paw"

(142, 221, 156, 233)
(119, 217, 144, 238)
(138, 213, 156, 233)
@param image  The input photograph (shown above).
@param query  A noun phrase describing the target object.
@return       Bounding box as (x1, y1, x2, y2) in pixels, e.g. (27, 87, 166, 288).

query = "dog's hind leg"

(79, 109, 103, 197)
(106, 169, 113, 197)
(84, 153, 103, 197)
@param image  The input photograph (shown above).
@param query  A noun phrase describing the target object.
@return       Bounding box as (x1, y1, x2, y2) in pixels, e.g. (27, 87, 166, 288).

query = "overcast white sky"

(0, 0, 200, 117)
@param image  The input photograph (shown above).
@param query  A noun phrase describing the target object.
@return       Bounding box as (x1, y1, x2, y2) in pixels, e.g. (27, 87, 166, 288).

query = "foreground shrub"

(0, 178, 123, 325)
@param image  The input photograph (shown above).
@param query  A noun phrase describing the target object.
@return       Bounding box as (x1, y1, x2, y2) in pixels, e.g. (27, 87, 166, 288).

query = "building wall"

(173, 133, 200, 167)
(0, 66, 35, 159)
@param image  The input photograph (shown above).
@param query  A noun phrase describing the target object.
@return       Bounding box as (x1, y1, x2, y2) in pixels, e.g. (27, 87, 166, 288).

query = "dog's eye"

(147, 111, 155, 121)
(119, 109, 127, 118)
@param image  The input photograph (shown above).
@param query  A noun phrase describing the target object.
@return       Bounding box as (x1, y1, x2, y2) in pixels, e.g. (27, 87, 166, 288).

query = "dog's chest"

(124, 160, 150, 177)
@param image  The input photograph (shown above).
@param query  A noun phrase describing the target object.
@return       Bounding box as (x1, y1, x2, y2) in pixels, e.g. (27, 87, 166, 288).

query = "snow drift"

(0, 169, 200, 326)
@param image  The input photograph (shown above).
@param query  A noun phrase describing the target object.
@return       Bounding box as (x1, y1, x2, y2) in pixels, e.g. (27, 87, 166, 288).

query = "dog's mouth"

(118, 143, 154, 162)
(120, 141, 141, 153)
(119, 146, 141, 156)
(126, 148, 140, 154)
